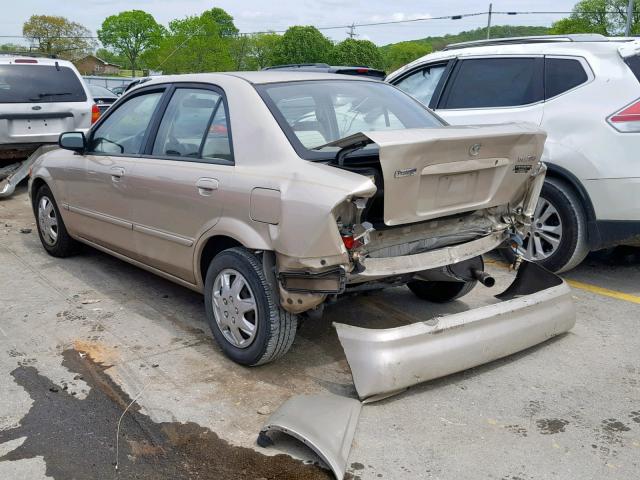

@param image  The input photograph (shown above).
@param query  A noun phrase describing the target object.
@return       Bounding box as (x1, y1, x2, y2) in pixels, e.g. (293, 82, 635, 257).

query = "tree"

(243, 33, 282, 69)
(551, 0, 639, 35)
(95, 48, 126, 66)
(330, 38, 383, 68)
(202, 7, 239, 38)
(146, 11, 234, 74)
(22, 15, 96, 59)
(98, 10, 164, 75)
(274, 26, 333, 65)
(383, 42, 432, 72)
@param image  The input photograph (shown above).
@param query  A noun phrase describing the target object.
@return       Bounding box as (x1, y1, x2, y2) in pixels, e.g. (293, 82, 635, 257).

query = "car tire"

(501, 177, 589, 273)
(407, 279, 477, 303)
(34, 185, 78, 257)
(204, 247, 297, 366)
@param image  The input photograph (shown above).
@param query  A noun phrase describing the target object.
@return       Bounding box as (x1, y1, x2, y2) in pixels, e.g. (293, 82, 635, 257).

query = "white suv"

(0, 55, 96, 195)
(387, 34, 640, 272)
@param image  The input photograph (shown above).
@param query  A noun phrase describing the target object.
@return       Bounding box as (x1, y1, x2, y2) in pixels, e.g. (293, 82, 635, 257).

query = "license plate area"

(9, 118, 65, 135)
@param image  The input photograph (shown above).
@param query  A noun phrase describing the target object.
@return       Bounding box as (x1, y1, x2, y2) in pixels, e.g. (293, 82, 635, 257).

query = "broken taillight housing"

(342, 235, 362, 250)
(607, 99, 640, 132)
(91, 104, 101, 124)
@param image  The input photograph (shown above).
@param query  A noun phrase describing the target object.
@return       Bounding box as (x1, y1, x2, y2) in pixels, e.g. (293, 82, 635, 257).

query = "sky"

(2, 0, 580, 46)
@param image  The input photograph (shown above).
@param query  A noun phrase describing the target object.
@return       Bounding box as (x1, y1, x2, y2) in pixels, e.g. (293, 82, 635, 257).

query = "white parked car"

(387, 34, 640, 272)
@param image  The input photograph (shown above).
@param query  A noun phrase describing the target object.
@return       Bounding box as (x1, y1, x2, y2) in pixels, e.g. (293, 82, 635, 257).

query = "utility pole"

(625, 0, 634, 36)
(347, 22, 357, 39)
(487, 3, 493, 39)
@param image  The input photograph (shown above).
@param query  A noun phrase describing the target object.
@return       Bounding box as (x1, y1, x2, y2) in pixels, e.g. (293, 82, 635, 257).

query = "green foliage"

(0, 43, 27, 53)
(383, 42, 432, 72)
(202, 7, 239, 38)
(330, 38, 383, 69)
(98, 10, 164, 74)
(22, 15, 96, 60)
(145, 9, 234, 74)
(245, 33, 282, 69)
(95, 48, 126, 66)
(550, 0, 639, 35)
(274, 26, 333, 65)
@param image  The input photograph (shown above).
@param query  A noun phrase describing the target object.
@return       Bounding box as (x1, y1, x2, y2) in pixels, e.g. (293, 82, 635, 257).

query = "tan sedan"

(29, 72, 574, 381)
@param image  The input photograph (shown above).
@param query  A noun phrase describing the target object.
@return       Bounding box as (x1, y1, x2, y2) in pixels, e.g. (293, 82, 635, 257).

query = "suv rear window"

(624, 55, 640, 82)
(0, 64, 87, 103)
(545, 58, 588, 99)
(441, 58, 543, 109)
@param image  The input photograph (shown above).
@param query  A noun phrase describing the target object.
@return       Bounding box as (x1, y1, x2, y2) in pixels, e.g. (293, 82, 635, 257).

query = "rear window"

(0, 64, 87, 103)
(624, 55, 640, 82)
(441, 58, 543, 109)
(545, 58, 588, 99)
(257, 80, 443, 160)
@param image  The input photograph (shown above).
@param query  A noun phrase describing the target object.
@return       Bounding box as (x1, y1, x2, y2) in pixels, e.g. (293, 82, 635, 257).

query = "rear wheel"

(407, 279, 476, 303)
(502, 178, 589, 273)
(204, 248, 297, 366)
(34, 185, 78, 257)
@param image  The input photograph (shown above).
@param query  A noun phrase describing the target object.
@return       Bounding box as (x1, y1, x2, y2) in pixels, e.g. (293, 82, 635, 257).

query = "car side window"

(89, 91, 163, 154)
(152, 88, 222, 159)
(441, 58, 543, 109)
(394, 64, 447, 106)
(201, 104, 233, 162)
(545, 58, 588, 99)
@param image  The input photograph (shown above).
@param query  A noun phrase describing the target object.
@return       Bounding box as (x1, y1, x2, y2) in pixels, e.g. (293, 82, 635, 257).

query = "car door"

(63, 87, 166, 256)
(434, 56, 545, 126)
(126, 84, 234, 283)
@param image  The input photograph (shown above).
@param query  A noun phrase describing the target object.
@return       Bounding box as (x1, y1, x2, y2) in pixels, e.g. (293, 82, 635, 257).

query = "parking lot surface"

(1, 186, 639, 479)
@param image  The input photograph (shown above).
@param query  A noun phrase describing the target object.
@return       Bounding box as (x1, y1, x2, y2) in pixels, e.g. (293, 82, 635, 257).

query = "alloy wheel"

(519, 198, 563, 261)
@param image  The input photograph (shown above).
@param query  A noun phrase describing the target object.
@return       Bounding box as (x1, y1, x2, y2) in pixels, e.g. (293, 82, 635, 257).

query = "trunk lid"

(328, 123, 546, 226)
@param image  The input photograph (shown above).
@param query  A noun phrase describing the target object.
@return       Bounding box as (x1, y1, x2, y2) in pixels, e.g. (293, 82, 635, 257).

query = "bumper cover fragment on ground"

(335, 261, 576, 401)
(258, 394, 361, 480)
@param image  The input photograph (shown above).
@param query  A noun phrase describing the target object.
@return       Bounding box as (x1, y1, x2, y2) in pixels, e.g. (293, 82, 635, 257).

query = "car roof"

(387, 36, 637, 79)
(143, 71, 374, 88)
(0, 54, 75, 67)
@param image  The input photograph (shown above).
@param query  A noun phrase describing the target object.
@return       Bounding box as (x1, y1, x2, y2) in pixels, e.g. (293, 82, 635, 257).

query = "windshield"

(89, 85, 117, 98)
(257, 80, 444, 160)
(0, 65, 87, 103)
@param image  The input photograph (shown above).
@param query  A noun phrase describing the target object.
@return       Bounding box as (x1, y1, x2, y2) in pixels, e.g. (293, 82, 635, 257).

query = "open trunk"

(328, 123, 546, 226)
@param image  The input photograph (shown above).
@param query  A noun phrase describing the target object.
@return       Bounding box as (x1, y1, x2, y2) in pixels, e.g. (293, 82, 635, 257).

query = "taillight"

(342, 235, 362, 250)
(91, 104, 100, 124)
(15, 58, 38, 64)
(607, 99, 640, 132)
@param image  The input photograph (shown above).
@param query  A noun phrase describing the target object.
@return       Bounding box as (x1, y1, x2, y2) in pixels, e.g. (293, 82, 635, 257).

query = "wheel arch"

(30, 177, 50, 213)
(544, 163, 596, 223)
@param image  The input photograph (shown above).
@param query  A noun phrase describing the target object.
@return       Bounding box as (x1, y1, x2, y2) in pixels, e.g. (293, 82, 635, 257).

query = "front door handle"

(196, 178, 219, 196)
(111, 167, 125, 181)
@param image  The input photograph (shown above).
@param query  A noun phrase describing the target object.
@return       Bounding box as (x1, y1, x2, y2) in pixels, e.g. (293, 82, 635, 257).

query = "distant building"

(74, 55, 121, 76)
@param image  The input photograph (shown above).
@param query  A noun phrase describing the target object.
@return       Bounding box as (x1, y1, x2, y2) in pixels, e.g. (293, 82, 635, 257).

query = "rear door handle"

(111, 167, 125, 181)
(196, 178, 219, 196)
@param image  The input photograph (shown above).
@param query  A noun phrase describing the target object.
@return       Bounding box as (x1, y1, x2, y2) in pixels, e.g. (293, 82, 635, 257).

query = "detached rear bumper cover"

(0, 144, 57, 198)
(335, 261, 576, 401)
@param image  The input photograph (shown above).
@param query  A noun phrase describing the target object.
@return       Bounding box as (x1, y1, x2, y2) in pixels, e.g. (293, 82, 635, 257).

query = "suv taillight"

(91, 104, 100, 124)
(607, 99, 640, 132)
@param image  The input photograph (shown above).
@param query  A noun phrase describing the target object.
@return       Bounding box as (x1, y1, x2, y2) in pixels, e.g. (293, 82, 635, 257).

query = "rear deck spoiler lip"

(335, 261, 576, 402)
(618, 39, 640, 59)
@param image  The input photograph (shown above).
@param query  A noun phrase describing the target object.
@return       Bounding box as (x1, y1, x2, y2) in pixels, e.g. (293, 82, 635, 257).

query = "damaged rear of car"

(257, 78, 574, 396)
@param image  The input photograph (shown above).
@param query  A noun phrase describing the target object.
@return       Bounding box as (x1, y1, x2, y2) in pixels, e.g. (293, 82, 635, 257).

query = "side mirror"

(59, 131, 86, 153)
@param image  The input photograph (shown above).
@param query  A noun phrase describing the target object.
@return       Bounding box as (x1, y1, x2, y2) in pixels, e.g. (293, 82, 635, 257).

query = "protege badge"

(394, 168, 417, 178)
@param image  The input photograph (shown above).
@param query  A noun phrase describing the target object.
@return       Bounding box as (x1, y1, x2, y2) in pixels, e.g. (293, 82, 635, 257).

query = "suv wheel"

(503, 177, 589, 273)
(204, 247, 297, 366)
(35, 185, 78, 257)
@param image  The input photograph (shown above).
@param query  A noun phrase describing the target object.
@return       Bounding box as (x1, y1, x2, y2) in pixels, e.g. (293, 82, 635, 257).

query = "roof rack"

(0, 51, 58, 59)
(444, 34, 609, 51)
(263, 63, 331, 70)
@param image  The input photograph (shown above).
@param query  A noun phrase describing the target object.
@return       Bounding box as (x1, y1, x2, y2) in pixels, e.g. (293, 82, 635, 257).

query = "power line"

(0, 10, 637, 41)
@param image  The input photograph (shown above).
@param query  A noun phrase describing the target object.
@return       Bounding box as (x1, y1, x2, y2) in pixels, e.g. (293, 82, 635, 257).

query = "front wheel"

(34, 185, 78, 257)
(204, 248, 297, 366)
(502, 178, 589, 273)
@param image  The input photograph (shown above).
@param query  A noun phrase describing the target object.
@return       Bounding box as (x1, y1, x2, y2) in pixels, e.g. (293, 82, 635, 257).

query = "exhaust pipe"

(472, 268, 495, 288)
